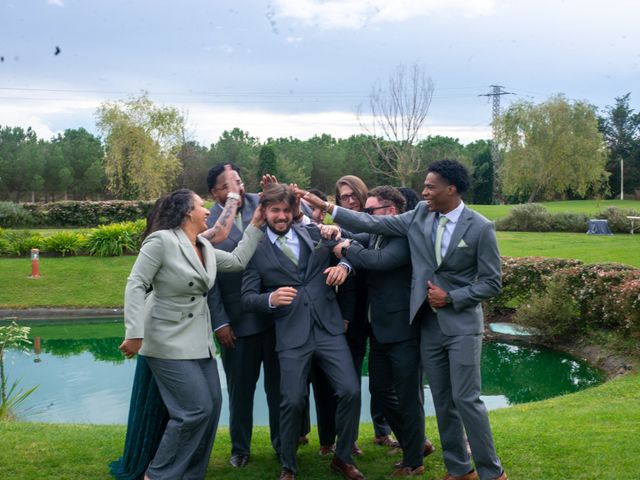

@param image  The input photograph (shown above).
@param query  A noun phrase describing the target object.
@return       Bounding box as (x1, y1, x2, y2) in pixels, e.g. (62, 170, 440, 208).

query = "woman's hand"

(119, 338, 142, 358)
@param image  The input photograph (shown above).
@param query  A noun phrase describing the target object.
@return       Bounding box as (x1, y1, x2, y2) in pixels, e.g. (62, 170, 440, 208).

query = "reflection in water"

(5, 321, 603, 425)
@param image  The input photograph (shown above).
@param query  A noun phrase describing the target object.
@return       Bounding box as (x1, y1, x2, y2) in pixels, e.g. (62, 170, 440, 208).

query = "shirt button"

(188, 313, 193, 318)
(188, 281, 194, 286)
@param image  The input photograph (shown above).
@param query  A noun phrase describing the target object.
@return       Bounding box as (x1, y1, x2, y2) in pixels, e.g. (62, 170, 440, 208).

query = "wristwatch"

(445, 293, 453, 305)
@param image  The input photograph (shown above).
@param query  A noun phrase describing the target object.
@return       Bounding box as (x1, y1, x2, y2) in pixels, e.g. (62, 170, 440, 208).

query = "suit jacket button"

(188, 281, 194, 286)
(202, 292, 207, 297)
(191, 297, 195, 301)
(188, 313, 193, 318)
(304, 301, 308, 306)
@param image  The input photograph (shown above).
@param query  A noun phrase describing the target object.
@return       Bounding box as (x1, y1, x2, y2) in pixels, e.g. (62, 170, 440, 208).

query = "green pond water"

(3, 318, 604, 424)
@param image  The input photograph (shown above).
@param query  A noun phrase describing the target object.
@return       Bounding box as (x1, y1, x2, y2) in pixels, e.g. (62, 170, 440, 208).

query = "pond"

(3, 319, 604, 424)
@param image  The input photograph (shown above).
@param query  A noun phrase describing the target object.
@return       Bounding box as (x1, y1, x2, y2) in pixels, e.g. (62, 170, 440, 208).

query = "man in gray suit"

(302, 160, 508, 480)
(335, 185, 431, 476)
(241, 184, 365, 480)
(206, 162, 280, 468)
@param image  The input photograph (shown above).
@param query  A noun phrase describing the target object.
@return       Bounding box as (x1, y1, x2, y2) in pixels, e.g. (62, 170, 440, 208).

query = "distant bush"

(0, 202, 36, 228)
(596, 207, 640, 233)
(495, 203, 552, 232)
(549, 212, 590, 233)
(20, 200, 154, 227)
(43, 231, 87, 257)
(0, 228, 9, 254)
(84, 222, 141, 257)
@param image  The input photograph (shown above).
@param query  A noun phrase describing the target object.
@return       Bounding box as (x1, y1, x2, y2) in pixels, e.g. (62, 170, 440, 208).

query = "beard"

(267, 218, 292, 235)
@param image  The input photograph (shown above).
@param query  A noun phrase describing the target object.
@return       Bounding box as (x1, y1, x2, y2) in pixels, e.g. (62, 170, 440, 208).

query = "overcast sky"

(1, 0, 639, 146)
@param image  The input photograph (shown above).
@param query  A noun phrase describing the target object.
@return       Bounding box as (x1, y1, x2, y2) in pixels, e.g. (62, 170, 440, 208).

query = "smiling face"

(421, 172, 457, 214)
(187, 193, 210, 233)
(265, 200, 294, 235)
(338, 184, 362, 212)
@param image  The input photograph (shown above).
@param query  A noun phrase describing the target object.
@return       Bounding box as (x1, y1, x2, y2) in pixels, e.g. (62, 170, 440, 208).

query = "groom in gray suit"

(311, 160, 507, 480)
(241, 184, 365, 480)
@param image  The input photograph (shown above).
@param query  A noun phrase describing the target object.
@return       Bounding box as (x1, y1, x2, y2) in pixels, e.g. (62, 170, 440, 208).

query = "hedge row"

(490, 256, 640, 347)
(495, 204, 640, 233)
(0, 220, 145, 257)
(0, 201, 155, 227)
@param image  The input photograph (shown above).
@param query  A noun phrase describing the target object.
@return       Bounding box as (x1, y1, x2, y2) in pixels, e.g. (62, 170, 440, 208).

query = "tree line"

(0, 92, 638, 204)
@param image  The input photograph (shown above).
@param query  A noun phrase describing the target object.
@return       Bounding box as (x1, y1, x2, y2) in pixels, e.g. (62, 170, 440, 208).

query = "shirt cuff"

(213, 323, 229, 332)
(330, 205, 340, 220)
(268, 292, 276, 309)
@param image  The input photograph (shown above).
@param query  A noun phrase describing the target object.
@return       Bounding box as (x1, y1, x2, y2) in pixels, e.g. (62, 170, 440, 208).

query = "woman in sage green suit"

(118, 187, 264, 480)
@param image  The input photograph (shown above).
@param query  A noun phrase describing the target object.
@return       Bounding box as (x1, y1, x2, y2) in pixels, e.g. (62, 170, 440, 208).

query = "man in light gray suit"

(241, 184, 365, 480)
(301, 160, 508, 480)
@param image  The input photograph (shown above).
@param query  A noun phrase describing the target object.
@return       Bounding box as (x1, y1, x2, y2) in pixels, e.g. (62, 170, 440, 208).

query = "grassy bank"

(1, 371, 638, 479)
(1, 232, 638, 309)
(471, 199, 639, 220)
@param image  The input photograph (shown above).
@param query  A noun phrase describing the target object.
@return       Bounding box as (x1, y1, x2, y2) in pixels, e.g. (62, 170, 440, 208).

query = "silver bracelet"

(227, 192, 241, 201)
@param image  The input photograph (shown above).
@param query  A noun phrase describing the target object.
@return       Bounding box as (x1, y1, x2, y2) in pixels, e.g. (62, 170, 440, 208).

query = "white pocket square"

(457, 239, 469, 248)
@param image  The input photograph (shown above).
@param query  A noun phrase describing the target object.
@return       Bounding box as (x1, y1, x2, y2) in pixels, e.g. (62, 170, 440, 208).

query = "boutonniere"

(457, 239, 469, 248)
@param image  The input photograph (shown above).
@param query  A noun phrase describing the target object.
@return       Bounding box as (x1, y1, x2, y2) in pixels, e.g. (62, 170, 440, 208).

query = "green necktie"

(434, 215, 449, 266)
(235, 213, 243, 231)
(277, 235, 298, 266)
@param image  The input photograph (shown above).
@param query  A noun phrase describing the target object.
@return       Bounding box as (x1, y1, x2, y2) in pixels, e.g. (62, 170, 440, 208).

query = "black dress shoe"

(229, 454, 249, 468)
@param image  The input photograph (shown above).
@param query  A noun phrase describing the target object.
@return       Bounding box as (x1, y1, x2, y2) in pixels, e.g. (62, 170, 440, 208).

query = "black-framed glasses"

(338, 193, 357, 203)
(363, 205, 391, 215)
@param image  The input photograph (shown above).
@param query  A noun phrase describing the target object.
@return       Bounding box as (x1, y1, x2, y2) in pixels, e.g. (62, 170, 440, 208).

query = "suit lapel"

(175, 228, 208, 284)
(441, 207, 472, 266)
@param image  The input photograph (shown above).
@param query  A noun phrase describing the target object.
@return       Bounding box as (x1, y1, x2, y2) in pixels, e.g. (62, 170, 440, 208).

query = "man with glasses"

(206, 162, 281, 468)
(334, 186, 432, 476)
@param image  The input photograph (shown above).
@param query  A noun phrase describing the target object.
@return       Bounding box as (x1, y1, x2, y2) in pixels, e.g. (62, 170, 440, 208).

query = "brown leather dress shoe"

(319, 443, 336, 456)
(298, 434, 309, 446)
(279, 468, 296, 480)
(442, 470, 479, 480)
(391, 465, 425, 476)
(330, 456, 366, 480)
(493, 472, 508, 480)
(424, 439, 436, 457)
(352, 442, 364, 456)
(373, 434, 400, 448)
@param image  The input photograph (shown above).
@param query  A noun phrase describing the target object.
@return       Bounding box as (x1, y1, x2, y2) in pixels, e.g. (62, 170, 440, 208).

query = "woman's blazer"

(124, 225, 261, 359)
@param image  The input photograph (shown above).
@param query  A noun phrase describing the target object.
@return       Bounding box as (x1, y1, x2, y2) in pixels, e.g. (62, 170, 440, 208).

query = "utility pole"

(479, 85, 514, 203)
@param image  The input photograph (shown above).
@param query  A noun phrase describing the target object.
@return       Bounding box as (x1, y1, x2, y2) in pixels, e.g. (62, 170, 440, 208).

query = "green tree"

(257, 144, 278, 181)
(95, 93, 184, 199)
(598, 93, 640, 198)
(466, 140, 493, 204)
(0, 126, 46, 201)
(175, 140, 211, 195)
(50, 128, 105, 199)
(495, 95, 608, 202)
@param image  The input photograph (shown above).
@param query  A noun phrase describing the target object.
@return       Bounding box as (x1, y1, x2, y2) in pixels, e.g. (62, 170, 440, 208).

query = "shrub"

(513, 277, 581, 339)
(43, 231, 87, 257)
(549, 212, 590, 233)
(488, 256, 582, 312)
(20, 200, 154, 227)
(596, 207, 640, 233)
(0, 202, 35, 228)
(495, 203, 552, 232)
(2, 231, 45, 256)
(84, 222, 140, 257)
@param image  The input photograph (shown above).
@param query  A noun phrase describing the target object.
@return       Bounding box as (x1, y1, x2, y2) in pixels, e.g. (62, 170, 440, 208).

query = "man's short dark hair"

(206, 162, 241, 192)
(427, 160, 470, 194)
(308, 188, 328, 202)
(368, 186, 406, 213)
(260, 183, 296, 208)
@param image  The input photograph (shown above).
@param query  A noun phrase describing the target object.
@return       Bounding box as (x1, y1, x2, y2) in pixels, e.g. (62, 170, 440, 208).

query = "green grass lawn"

(1, 371, 638, 479)
(1, 233, 638, 309)
(471, 199, 640, 221)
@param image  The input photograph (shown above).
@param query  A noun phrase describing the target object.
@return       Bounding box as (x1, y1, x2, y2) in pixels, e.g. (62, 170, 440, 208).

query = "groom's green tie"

(277, 235, 298, 266)
(434, 215, 449, 266)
